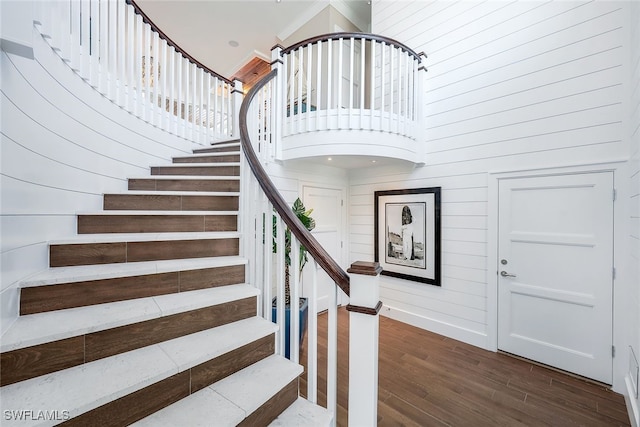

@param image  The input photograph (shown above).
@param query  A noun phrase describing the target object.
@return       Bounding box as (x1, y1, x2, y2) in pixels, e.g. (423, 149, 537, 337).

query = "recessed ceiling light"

(371, 160, 377, 163)
(228, 40, 239, 47)
(328, 157, 332, 161)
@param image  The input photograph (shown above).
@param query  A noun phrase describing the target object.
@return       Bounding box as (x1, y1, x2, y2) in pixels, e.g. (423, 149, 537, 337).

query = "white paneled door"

(302, 185, 346, 312)
(497, 172, 614, 384)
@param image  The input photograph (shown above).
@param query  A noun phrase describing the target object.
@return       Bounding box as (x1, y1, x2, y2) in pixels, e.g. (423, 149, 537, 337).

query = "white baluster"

(327, 281, 338, 427)
(360, 37, 365, 129)
(198, 68, 205, 143)
(90, 0, 99, 86)
(296, 47, 303, 134)
(70, 0, 80, 71)
(315, 41, 322, 131)
(266, 79, 273, 160)
(125, 3, 134, 108)
(227, 81, 233, 137)
(211, 77, 218, 139)
(348, 37, 354, 129)
(98, 0, 109, 94)
(143, 25, 151, 122)
(380, 42, 386, 132)
(389, 45, 395, 133)
(180, 57, 188, 137)
(306, 43, 313, 133)
(370, 40, 376, 130)
(191, 62, 197, 140)
(410, 55, 416, 135)
(107, 2, 118, 100)
(307, 260, 319, 403)
(134, 12, 143, 117)
(255, 192, 265, 319)
(397, 45, 402, 135)
(116, 0, 125, 105)
(326, 40, 332, 126)
(276, 216, 286, 356)
(205, 73, 212, 143)
(80, 0, 90, 79)
(290, 237, 300, 364)
(151, 32, 160, 127)
(287, 52, 294, 136)
(337, 38, 343, 129)
(160, 40, 168, 130)
(263, 200, 273, 319)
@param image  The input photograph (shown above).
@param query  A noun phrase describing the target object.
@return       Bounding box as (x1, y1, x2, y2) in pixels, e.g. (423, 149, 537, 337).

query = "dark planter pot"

(271, 297, 309, 359)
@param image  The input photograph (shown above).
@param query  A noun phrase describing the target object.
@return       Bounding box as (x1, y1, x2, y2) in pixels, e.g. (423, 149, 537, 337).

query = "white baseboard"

(626, 375, 639, 427)
(380, 304, 487, 349)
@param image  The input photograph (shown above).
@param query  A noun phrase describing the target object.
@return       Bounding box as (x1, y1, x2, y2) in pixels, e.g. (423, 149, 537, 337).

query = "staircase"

(0, 139, 332, 426)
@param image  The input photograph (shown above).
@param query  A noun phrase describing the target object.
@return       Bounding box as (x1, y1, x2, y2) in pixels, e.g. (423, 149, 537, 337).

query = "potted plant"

(272, 198, 315, 359)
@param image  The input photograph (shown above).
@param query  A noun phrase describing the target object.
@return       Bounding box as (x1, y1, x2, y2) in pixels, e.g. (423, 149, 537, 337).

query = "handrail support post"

(346, 261, 382, 427)
(232, 79, 243, 138)
(270, 45, 284, 161)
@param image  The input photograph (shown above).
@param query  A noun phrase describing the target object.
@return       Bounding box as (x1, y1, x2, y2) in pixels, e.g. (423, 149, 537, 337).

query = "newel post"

(231, 79, 243, 138)
(270, 44, 284, 160)
(346, 261, 383, 427)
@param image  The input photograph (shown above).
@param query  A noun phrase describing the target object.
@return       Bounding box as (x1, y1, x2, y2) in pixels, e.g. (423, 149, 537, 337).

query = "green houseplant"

(272, 198, 315, 358)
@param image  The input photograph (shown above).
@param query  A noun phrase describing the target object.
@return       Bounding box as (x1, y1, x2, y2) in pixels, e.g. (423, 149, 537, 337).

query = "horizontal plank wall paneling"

(1, 28, 200, 334)
(365, 0, 628, 348)
(628, 0, 640, 423)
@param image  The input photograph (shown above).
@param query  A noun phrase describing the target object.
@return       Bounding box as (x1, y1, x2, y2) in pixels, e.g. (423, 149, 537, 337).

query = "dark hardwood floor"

(299, 308, 630, 426)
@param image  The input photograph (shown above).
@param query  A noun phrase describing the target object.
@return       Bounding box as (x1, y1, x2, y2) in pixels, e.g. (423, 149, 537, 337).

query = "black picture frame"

(374, 187, 441, 286)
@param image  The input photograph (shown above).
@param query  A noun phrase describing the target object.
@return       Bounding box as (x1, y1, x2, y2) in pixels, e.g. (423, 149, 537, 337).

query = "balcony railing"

(34, 0, 236, 145)
(270, 33, 426, 162)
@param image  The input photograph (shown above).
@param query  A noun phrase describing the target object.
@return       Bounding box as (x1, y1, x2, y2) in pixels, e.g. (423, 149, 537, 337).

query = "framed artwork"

(374, 187, 441, 286)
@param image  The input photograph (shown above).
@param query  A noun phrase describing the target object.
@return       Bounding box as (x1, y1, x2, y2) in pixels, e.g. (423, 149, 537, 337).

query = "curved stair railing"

(34, 0, 236, 144)
(31, 1, 418, 421)
(239, 68, 350, 421)
(269, 32, 427, 162)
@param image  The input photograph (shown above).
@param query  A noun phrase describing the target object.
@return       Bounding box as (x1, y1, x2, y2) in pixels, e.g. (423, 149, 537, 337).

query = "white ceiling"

(135, 0, 371, 78)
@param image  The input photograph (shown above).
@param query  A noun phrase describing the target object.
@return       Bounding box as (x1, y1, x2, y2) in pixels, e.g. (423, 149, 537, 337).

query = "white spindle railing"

(34, 3, 413, 420)
(276, 33, 425, 149)
(240, 70, 350, 425)
(33, 0, 236, 145)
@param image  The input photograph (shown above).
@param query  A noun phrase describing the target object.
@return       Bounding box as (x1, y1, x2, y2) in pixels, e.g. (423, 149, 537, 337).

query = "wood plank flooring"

(300, 308, 630, 426)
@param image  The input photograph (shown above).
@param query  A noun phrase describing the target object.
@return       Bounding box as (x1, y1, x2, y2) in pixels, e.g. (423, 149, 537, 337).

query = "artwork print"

(374, 187, 441, 286)
(385, 202, 426, 269)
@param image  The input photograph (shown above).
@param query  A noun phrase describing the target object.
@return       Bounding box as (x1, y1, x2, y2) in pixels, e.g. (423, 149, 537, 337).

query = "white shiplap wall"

(629, 0, 640, 422)
(0, 28, 199, 334)
(360, 0, 629, 350)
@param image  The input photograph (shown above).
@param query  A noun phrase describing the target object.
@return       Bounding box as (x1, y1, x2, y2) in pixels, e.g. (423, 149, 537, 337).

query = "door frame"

(487, 160, 629, 390)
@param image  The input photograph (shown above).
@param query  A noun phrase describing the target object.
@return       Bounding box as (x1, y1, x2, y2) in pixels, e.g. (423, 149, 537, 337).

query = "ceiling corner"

(276, 0, 330, 42)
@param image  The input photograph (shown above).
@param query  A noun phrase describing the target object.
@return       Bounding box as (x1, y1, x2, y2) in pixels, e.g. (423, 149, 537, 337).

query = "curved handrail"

(239, 69, 351, 296)
(281, 31, 422, 61)
(127, 0, 233, 85)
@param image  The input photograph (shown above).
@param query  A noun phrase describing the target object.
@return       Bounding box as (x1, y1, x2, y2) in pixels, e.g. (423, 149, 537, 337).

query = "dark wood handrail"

(281, 32, 422, 62)
(239, 69, 351, 296)
(127, 0, 233, 85)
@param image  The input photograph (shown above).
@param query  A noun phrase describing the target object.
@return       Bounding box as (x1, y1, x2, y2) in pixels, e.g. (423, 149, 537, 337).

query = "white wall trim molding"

(487, 160, 630, 394)
(381, 304, 487, 349)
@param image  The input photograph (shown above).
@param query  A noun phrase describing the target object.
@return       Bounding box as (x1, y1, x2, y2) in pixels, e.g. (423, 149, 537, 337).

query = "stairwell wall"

(1, 22, 198, 334)
(349, 0, 633, 392)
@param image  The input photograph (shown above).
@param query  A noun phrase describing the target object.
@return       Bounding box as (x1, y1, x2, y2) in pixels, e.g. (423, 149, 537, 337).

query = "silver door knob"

(500, 271, 516, 278)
